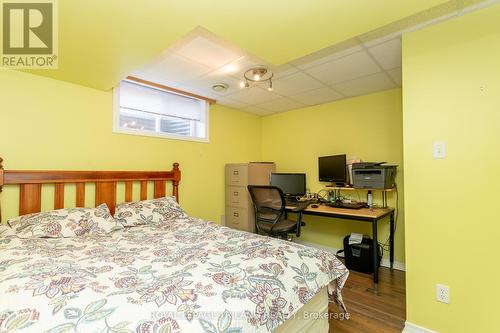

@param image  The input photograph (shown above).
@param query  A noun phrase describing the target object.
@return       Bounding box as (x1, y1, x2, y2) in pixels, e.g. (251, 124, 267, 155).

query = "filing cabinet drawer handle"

(233, 171, 239, 175)
(233, 192, 239, 196)
(233, 212, 239, 217)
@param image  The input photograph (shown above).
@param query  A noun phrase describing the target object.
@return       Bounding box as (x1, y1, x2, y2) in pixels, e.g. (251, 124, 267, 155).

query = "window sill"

(113, 127, 209, 143)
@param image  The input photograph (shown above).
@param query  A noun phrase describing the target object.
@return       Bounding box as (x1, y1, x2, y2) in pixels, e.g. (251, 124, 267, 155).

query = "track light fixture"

(239, 66, 274, 92)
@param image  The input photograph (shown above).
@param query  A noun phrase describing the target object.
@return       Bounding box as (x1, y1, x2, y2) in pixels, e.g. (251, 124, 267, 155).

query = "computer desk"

(286, 203, 395, 293)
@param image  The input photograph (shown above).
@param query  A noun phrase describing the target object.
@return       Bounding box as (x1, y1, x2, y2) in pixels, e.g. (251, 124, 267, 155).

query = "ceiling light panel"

(176, 36, 243, 69)
(138, 53, 212, 84)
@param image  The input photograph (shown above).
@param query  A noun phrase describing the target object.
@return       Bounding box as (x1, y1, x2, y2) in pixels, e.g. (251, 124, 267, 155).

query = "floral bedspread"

(0, 217, 348, 333)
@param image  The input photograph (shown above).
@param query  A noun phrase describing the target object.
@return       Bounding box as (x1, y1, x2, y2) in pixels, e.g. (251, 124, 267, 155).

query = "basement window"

(113, 80, 209, 142)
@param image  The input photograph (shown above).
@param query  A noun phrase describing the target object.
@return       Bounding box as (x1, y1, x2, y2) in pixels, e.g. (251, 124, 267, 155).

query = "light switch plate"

(433, 141, 446, 159)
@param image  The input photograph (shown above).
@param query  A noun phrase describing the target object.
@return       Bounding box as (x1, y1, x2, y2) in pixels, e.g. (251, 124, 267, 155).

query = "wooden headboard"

(0, 157, 181, 219)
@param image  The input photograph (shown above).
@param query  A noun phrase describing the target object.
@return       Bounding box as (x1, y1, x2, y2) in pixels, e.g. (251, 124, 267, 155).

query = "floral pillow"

(7, 204, 123, 238)
(114, 196, 188, 227)
(0, 223, 15, 238)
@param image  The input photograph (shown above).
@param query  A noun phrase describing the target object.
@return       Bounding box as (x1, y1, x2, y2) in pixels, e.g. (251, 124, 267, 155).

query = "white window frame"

(112, 81, 210, 143)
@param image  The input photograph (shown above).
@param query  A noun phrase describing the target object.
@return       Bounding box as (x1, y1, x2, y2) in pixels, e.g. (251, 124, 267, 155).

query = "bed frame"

(0, 157, 181, 219)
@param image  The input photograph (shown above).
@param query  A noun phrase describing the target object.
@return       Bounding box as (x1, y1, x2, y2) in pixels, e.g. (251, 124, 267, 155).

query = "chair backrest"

(247, 185, 285, 232)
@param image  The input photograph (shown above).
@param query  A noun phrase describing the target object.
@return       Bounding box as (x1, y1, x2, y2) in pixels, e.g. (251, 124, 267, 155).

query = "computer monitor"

(318, 154, 347, 185)
(270, 173, 306, 197)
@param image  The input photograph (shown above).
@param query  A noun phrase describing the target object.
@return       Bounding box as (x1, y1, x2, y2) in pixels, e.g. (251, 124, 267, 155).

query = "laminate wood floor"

(329, 267, 406, 333)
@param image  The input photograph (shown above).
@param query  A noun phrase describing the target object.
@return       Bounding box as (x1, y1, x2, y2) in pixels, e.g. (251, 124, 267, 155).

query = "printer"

(352, 162, 397, 189)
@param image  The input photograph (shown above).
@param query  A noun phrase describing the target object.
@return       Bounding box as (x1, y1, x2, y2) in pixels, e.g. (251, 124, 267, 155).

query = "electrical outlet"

(436, 284, 450, 304)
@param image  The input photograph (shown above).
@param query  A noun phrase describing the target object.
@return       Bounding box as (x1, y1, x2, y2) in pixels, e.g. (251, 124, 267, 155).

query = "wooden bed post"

(0, 157, 3, 222)
(0, 161, 181, 220)
(0, 157, 4, 193)
(173, 162, 181, 202)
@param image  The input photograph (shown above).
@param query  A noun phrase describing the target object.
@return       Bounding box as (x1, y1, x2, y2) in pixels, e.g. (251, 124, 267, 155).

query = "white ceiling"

(129, 0, 499, 115)
(131, 28, 402, 116)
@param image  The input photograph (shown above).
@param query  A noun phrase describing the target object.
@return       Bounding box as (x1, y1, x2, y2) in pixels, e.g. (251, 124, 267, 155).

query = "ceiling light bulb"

(239, 81, 245, 88)
(254, 74, 261, 81)
(131, 121, 136, 126)
(267, 81, 273, 91)
(123, 123, 128, 128)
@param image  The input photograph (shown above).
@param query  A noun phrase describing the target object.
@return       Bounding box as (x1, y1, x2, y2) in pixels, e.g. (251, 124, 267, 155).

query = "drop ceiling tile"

(290, 87, 343, 106)
(176, 84, 218, 100)
(137, 53, 212, 84)
(333, 72, 396, 97)
(272, 64, 299, 79)
(368, 38, 402, 70)
(185, 73, 242, 96)
(175, 36, 242, 69)
(387, 67, 402, 86)
(129, 69, 185, 89)
(217, 97, 248, 109)
(304, 51, 381, 85)
(360, 32, 402, 48)
(226, 86, 280, 105)
(227, 55, 267, 80)
(255, 97, 305, 113)
(272, 71, 325, 95)
(242, 105, 270, 115)
(294, 44, 363, 70)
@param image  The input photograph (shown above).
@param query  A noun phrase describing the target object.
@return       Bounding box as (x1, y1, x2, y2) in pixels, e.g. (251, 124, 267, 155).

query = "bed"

(0, 159, 348, 333)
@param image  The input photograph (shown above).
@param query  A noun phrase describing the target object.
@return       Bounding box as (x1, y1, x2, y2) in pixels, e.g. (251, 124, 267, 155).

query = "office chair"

(247, 185, 305, 239)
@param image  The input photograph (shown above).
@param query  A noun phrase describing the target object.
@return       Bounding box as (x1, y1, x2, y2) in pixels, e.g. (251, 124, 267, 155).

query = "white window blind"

(113, 80, 208, 142)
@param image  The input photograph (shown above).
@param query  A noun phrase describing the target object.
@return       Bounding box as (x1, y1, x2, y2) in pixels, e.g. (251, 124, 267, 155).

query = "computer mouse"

(311, 204, 319, 208)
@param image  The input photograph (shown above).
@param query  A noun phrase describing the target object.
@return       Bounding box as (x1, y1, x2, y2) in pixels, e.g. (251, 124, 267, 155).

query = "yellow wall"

(403, 4, 500, 332)
(261, 89, 405, 263)
(0, 69, 261, 223)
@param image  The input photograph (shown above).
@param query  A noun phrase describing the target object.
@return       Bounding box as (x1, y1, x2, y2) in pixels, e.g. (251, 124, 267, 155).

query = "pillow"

(7, 204, 123, 238)
(114, 196, 187, 227)
(0, 223, 15, 238)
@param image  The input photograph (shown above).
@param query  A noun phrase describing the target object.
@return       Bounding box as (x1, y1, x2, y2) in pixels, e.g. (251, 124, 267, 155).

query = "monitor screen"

(318, 154, 347, 183)
(270, 173, 306, 196)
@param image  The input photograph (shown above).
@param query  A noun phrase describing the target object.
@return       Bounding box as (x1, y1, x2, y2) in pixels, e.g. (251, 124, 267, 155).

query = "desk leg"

(296, 211, 303, 237)
(372, 218, 379, 294)
(390, 212, 395, 270)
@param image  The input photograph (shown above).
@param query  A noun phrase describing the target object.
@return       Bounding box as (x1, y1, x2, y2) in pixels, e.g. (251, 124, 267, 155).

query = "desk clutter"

(225, 154, 398, 291)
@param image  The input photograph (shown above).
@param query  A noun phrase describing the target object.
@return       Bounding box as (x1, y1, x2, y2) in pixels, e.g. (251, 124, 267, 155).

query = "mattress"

(274, 287, 329, 333)
(0, 217, 347, 332)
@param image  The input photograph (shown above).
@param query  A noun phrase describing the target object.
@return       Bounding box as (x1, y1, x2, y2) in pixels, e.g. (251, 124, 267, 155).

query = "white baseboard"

(402, 322, 438, 333)
(293, 239, 406, 271)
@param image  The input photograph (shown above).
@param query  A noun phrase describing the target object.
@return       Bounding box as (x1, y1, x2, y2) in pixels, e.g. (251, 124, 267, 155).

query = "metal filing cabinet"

(225, 162, 276, 232)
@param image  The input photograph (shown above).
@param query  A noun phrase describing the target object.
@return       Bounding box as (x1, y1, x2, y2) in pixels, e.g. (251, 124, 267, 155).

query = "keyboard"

(285, 198, 299, 206)
(326, 201, 366, 209)
(285, 198, 311, 210)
